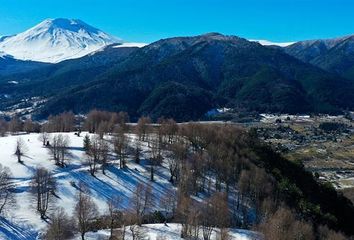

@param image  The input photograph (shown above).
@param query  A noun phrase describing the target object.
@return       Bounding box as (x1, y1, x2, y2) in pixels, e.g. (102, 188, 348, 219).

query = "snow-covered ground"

(80, 223, 260, 240)
(0, 132, 258, 240)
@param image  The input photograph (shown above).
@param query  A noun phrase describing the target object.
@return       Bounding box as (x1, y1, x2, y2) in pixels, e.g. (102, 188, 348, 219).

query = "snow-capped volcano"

(0, 18, 122, 63)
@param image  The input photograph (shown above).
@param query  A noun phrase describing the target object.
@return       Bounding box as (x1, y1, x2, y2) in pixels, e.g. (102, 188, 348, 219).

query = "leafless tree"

(0, 119, 8, 137)
(100, 139, 109, 174)
(39, 131, 50, 146)
(47, 112, 75, 132)
(168, 142, 188, 184)
(149, 134, 162, 181)
(160, 118, 178, 144)
(86, 135, 100, 176)
(31, 167, 56, 219)
(0, 164, 15, 215)
(132, 183, 153, 226)
(85, 135, 108, 176)
(44, 207, 74, 240)
(256, 206, 315, 240)
(107, 196, 122, 239)
(133, 136, 142, 164)
(84, 110, 114, 133)
(14, 137, 28, 163)
(49, 134, 70, 167)
(177, 194, 192, 238)
(8, 116, 22, 133)
(113, 128, 127, 169)
(136, 117, 151, 141)
(97, 121, 110, 139)
(74, 182, 98, 240)
(211, 193, 230, 240)
(24, 119, 35, 133)
(318, 225, 347, 240)
(160, 189, 177, 218)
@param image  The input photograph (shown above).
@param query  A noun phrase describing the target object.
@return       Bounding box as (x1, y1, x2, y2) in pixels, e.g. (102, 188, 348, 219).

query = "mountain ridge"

(285, 34, 354, 81)
(32, 33, 354, 120)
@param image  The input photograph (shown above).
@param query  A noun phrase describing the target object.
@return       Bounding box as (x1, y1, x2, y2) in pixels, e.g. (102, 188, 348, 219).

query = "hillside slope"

(37, 33, 354, 121)
(285, 35, 354, 81)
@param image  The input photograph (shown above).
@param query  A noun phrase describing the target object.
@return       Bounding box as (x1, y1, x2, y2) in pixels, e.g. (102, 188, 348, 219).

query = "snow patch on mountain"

(0, 18, 121, 63)
(114, 42, 147, 48)
(250, 39, 295, 47)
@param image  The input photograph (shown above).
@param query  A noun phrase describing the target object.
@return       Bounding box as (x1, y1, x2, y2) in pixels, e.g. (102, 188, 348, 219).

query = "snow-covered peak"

(0, 18, 122, 63)
(250, 39, 295, 47)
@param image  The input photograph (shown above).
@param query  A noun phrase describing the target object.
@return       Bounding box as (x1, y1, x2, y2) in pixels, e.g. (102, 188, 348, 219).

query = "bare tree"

(58, 135, 70, 167)
(39, 131, 50, 146)
(211, 193, 230, 240)
(132, 183, 153, 226)
(86, 135, 107, 176)
(31, 167, 56, 219)
(47, 112, 75, 132)
(113, 128, 127, 169)
(24, 119, 35, 133)
(100, 139, 109, 174)
(149, 134, 162, 181)
(177, 194, 192, 238)
(14, 137, 28, 163)
(168, 142, 187, 184)
(49, 134, 70, 167)
(256, 206, 315, 240)
(74, 182, 98, 240)
(8, 116, 22, 133)
(133, 136, 142, 164)
(44, 207, 74, 240)
(86, 136, 99, 176)
(136, 117, 151, 141)
(97, 121, 110, 139)
(318, 225, 347, 240)
(160, 189, 177, 218)
(160, 118, 178, 144)
(107, 196, 122, 239)
(0, 118, 8, 137)
(0, 164, 15, 215)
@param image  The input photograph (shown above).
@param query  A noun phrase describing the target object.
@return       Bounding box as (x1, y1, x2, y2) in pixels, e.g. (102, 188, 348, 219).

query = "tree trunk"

(150, 166, 154, 181)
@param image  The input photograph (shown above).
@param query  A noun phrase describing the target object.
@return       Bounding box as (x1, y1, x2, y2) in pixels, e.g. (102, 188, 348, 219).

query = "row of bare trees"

(0, 117, 41, 136)
(42, 180, 154, 240)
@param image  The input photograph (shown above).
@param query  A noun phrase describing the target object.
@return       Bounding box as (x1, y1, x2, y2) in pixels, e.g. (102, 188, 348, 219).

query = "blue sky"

(0, 0, 353, 43)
